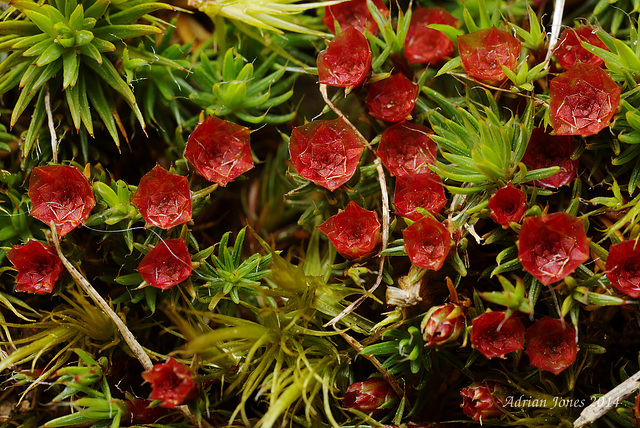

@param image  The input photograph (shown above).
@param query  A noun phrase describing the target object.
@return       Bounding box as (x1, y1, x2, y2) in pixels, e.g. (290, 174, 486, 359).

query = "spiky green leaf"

(92, 24, 161, 41)
(35, 42, 64, 66)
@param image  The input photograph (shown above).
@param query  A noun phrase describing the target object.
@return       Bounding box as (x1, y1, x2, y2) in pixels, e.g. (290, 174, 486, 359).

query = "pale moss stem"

(545, 0, 565, 64)
(324, 166, 389, 327)
(574, 370, 640, 427)
(48, 222, 212, 428)
(48, 222, 153, 371)
(319, 84, 390, 328)
(44, 86, 58, 164)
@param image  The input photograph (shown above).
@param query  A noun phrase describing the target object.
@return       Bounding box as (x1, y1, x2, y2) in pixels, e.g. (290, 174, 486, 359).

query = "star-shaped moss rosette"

(131, 165, 192, 230)
(184, 115, 254, 187)
(549, 62, 621, 136)
(525, 316, 577, 375)
(129, 19, 195, 141)
(288, 118, 364, 191)
(137, 238, 192, 290)
(404, 7, 457, 65)
(517, 212, 590, 285)
(317, 26, 372, 92)
(193, 227, 272, 306)
(190, 0, 341, 36)
(7, 239, 64, 294)
(28, 164, 96, 237)
(425, 93, 559, 197)
(470, 311, 525, 359)
(0, 0, 174, 155)
(190, 48, 297, 125)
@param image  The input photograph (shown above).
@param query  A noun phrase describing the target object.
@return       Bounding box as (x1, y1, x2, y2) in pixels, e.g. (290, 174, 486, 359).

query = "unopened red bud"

(460, 381, 508, 422)
(343, 378, 397, 416)
(421, 302, 466, 347)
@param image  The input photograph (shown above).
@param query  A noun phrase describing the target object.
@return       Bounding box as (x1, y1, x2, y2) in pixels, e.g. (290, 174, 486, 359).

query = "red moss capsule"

(394, 173, 447, 221)
(322, 0, 389, 35)
(526, 316, 577, 375)
(522, 128, 579, 189)
(470, 311, 525, 359)
(29, 164, 96, 237)
(403, 216, 451, 270)
(606, 240, 640, 298)
(142, 357, 198, 408)
(318, 27, 371, 90)
(366, 74, 419, 122)
(289, 119, 364, 191)
(317, 201, 381, 261)
(137, 238, 192, 290)
(458, 26, 521, 84)
(549, 63, 621, 136)
(404, 7, 457, 65)
(131, 165, 192, 229)
(185, 116, 254, 186)
(377, 121, 437, 177)
(517, 212, 589, 285)
(123, 398, 174, 425)
(554, 26, 608, 70)
(7, 240, 64, 294)
(488, 183, 527, 226)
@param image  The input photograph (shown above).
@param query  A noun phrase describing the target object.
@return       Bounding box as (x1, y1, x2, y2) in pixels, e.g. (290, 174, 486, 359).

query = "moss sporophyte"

(4, 0, 640, 427)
